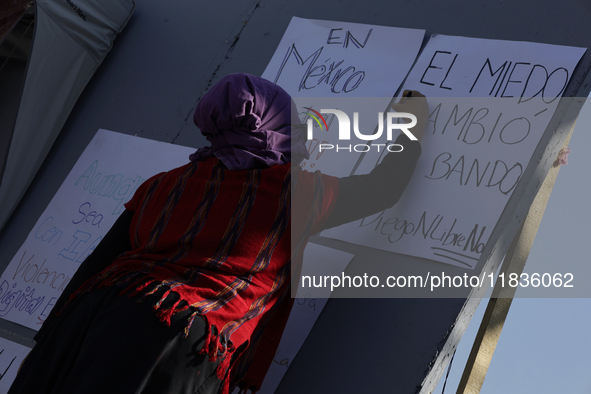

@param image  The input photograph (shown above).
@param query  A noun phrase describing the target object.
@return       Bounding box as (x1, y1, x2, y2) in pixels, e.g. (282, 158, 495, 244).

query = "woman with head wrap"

(9, 73, 424, 394)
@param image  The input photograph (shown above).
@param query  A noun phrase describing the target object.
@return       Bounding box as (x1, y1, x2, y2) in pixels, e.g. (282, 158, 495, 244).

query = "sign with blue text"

(0, 130, 195, 330)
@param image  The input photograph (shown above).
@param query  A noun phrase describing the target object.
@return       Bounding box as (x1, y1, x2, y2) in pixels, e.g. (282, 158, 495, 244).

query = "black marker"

(402, 90, 413, 103)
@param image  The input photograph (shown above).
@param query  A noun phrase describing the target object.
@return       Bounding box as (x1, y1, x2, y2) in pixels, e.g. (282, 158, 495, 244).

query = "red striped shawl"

(76, 157, 339, 393)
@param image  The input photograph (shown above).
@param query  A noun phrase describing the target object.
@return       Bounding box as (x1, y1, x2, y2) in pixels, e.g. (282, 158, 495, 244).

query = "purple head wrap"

(190, 73, 309, 170)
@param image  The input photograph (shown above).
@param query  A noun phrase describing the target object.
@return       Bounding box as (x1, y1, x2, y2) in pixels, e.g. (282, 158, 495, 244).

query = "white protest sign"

(0, 337, 31, 393)
(258, 243, 353, 394)
(262, 17, 425, 177)
(322, 35, 586, 268)
(0, 130, 195, 330)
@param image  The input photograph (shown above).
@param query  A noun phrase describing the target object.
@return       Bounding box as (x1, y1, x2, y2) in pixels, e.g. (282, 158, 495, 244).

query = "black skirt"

(8, 285, 224, 394)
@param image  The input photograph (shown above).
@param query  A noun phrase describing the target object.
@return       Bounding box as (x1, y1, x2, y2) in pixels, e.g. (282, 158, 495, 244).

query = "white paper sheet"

(262, 17, 425, 177)
(322, 35, 586, 268)
(0, 130, 195, 330)
(257, 244, 354, 394)
(262, 17, 424, 98)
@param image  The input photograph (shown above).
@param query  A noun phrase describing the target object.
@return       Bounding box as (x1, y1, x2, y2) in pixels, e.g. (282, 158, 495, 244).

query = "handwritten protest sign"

(0, 130, 195, 330)
(262, 17, 424, 177)
(258, 244, 353, 394)
(0, 338, 30, 393)
(322, 35, 586, 268)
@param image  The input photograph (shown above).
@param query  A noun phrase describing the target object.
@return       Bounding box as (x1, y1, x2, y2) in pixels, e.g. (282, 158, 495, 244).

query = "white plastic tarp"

(0, 0, 135, 231)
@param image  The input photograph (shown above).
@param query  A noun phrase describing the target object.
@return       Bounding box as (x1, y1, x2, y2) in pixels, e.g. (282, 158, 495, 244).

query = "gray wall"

(1, 0, 590, 392)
